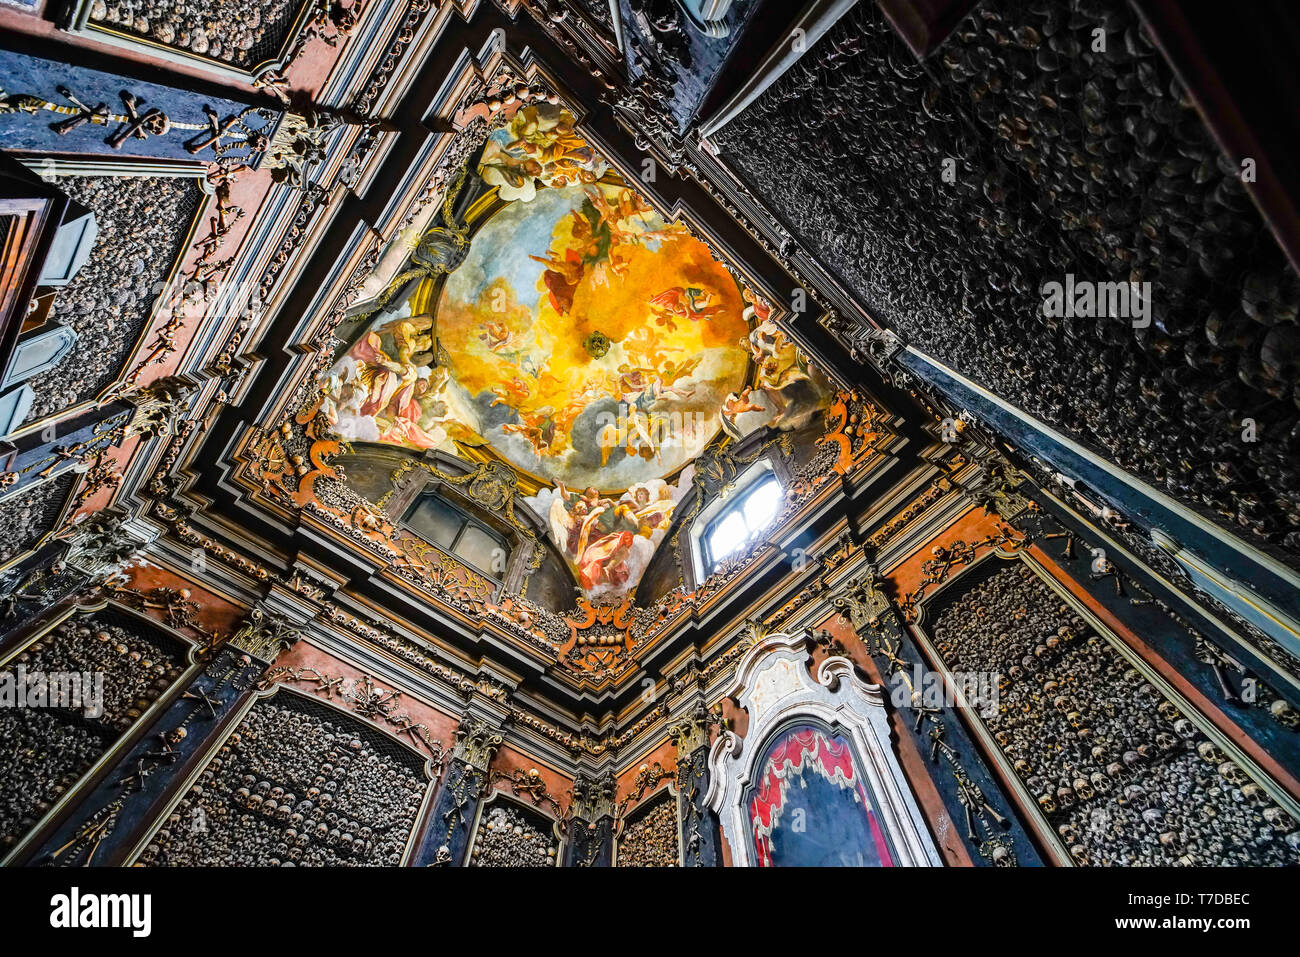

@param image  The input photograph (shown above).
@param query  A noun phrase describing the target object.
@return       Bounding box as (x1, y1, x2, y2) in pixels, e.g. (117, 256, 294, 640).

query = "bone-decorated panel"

(927, 562, 1299, 865)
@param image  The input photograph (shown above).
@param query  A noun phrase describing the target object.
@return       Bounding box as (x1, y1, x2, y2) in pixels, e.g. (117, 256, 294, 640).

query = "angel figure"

(648, 286, 727, 331)
(720, 386, 766, 440)
(744, 323, 813, 419)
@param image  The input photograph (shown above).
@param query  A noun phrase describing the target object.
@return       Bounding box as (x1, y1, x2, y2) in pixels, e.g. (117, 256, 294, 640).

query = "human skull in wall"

(136, 697, 426, 866)
(0, 613, 184, 852)
(87, 0, 299, 67)
(11, 616, 186, 732)
(468, 803, 559, 867)
(0, 473, 77, 566)
(616, 794, 679, 867)
(0, 711, 103, 851)
(715, 0, 1300, 559)
(930, 564, 1300, 866)
(28, 176, 201, 423)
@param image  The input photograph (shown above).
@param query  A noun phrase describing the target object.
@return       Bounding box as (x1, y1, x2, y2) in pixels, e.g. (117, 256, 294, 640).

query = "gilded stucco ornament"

(832, 565, 894, 635)
(452, 717, 505, 773)
(227, 603, 303, 662)
(570, 767, 617, 822)
(667, 700, 717, 760)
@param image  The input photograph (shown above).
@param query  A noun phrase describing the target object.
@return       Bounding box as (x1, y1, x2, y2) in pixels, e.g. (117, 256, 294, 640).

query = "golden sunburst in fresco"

(435, 178, 751, 490)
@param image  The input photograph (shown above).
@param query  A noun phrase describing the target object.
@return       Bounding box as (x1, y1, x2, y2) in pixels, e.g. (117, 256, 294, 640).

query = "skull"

(1263, 807, 1294, 831)
(1217, 762, 1246, 786)
(1269, 698, 1298, 729)
(1196, 741, 1224, 763)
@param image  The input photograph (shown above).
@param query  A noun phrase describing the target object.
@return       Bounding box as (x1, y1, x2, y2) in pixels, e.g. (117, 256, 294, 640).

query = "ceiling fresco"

(321, 105, 832, 599)
(435, 178, 749, 489)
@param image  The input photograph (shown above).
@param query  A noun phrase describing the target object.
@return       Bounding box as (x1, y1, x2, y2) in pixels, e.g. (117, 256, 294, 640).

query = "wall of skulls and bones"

(7, 449, 1297, 869)
(1, 0, 1298, 869)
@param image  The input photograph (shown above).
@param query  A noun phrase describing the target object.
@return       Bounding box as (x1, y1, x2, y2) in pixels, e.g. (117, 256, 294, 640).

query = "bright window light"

(708, 510, 748, 563)
(742, 477, 782, 530)
(705, 474, 783, 573)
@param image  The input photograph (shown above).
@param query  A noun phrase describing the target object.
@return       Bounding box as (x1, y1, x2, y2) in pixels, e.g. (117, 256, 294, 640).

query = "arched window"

(700, 470, 783, 575)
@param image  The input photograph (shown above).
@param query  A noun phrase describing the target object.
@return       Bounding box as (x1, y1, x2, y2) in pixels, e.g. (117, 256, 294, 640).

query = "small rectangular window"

(742, 477, 782, 530)
(456, 525, 506, 577)
(403, 491, 510, 581)
(405, 495, 464, 549)
(708, 511, 748, 564)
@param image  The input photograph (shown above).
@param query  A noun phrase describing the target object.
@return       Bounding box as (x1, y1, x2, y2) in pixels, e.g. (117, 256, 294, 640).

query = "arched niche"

(910, 551, 1300, 866)
(705, 630, 941, 866)
(0, 600, 198, 865)
(614, 782, 681, 867)
(466, 790, 564, 867)
(131, 685, 436, 867)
